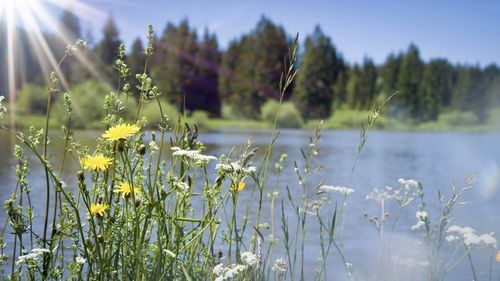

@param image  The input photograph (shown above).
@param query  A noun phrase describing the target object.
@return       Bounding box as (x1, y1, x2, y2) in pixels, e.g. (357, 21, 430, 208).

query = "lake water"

(0, 129, 499, 280)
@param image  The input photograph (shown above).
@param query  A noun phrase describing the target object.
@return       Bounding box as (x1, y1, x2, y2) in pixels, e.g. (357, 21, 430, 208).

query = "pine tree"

(346, 65, 362, 109)
(294, 26, 340, 119)
(127, 37, 146, 96)
(380, 53, 402, 96)
(153, 20, 198, 110)
(191, 31, 221, 116)
(218, 16, 289, 118)
(96, 15, 122, 66)
(419, 59, 453, 121)
(358, 58, 378, 109)
(397, 44, 424, 119)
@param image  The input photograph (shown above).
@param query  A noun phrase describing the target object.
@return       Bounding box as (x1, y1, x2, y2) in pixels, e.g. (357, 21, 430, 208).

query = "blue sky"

(59, 0, 500, 66)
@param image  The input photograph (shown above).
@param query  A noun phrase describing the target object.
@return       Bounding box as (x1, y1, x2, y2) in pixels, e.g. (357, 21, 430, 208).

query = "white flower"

(215, 162, 256, 175)
(16, 249, 48, 266)
(240, 251, 260, 267)
(214, 264, 247, 281)
(366, 186, 393, 202)
(272, 258, 287, 273)
(416, 211, 427, 221)
(318, 185, 354, 195)
(149, 141, 159, 151)
(76, 256, 86, 265)
(174, 181, 189, 192)
(411, 220, 425, 231)
(171, 146, 216, 166)
(213, 263, 225, 276)
(398, 178, 419, 189)
(31, 248, 50, 254)
(446, 225, 497, 249)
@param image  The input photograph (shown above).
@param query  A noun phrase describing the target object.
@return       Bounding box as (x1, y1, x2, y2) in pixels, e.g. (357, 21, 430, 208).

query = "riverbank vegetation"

(0, 27, 498, 281)
(2, 11, 500, 131)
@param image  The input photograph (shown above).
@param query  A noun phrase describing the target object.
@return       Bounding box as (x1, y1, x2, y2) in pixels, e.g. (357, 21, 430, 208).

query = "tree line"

(2, 10, 500, 123)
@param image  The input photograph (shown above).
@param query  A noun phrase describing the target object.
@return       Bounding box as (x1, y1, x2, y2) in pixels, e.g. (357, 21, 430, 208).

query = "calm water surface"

(0, 129, 499, 280)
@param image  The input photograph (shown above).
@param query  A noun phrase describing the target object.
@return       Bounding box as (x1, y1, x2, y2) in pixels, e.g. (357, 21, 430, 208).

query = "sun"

(0, 0, 104, 129)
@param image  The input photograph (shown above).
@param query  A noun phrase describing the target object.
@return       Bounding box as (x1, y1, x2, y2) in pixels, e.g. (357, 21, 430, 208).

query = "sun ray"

(5, 0, 17, 129)
(27, 0, 111, 86)
(16, 0, 71, 92)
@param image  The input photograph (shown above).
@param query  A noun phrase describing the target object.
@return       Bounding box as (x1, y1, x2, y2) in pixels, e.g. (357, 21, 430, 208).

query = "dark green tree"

(126, 37, 146, 98)
(419, 59, 453, 121)
(294, 26, 340, 119)
(380, 53, 402, 96)
(452, 66, 488, 121)
(219, 16, 289, 118)
(191, 31, 221, 116)
(95, 15, 122, 66)
(152, 20, 198, 110)
(397, 44, 424, 119)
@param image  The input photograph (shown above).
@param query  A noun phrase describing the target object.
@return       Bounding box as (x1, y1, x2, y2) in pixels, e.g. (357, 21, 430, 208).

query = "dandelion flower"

(114, 182, 142, 198)
(90, 203, 109, 217)
(81, 154, 113, 171)
(496, 250, 500, 263)
(102, 123, 141, 141)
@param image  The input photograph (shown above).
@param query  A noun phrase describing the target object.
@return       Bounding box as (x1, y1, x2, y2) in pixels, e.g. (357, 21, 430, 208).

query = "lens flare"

(479, 160, 500, 199)
(0, 0, 107, 127)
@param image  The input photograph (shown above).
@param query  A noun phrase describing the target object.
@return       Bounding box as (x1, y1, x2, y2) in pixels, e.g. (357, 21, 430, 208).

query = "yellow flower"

(81, 154, 113, 171)
(102, 123, 141, 141)
(114, 182, 142, 198)
(90, 203, 109, 217)
(496, 250, 500, 263)
(234, 181, 245, 192)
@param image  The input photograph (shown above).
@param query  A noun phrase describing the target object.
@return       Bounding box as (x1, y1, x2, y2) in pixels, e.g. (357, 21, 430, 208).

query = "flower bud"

(137, 144, 146, 155)
(117, 141, 125, 152)
(77, 171, 85, 182)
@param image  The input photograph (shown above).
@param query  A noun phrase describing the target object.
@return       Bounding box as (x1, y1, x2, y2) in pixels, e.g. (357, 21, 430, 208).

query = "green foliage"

(294, 26, 340, 119)
(261, 100, 304, 128)
(419, 59, 453, 121)
(219, 16, 290, 118)
(141, 99, 178, 128)
(16, 84, 48, 114)
(95, 15, 122, 66)
(54, 80, 136, 129)
(397, 44, 424, 119)
(320, 107, 387, 129)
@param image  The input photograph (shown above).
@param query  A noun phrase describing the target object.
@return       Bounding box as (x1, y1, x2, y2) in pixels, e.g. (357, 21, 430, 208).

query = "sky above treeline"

(52, 0, 500, 66)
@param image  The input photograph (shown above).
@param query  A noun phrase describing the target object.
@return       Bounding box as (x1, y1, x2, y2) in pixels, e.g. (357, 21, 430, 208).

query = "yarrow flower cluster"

(411, 210, 428, 231)
(318, 185, 355, 195)
(366, 186, 394, 202)
(212, 251, 259, 281)
(240, 251, 260, 267)
(446, 225, 497, 249)
(102, 123, 141, 141)
(171, 146, 217, 166)
(215, 162, 256, 175)
(271, 258, 287, 273)
(81, 154, 113, 171)
(16, 248, 50, 266)
(398, 178, 419, 189)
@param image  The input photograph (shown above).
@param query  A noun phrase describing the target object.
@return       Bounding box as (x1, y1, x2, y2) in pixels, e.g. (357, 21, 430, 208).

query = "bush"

(189, 111, 210, 130)
(54, 80, 138, 129)
(322, 108, 387, 129)
(141, 99, 179, 128)
(437, 111, 479, 127)
(261, 100, 304, 128)
(16, 84, 48, 114)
